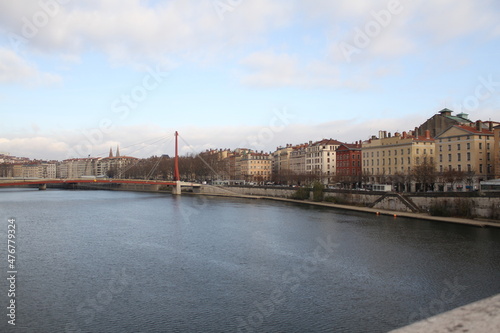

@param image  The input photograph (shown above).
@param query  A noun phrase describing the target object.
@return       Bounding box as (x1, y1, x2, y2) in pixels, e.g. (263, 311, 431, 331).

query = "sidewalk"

(197, 192, 500, 228)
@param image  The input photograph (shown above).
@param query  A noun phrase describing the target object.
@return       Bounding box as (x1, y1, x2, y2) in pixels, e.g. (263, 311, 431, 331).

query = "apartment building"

(272, 145, 293, 180)
(362, 130, 435, 191)
(494, 125, 500, 179)
(305, 139, 343, 184)
(435, 121, 495, 189)
(239, 151, 272, 183)
(289, 144, 308, 176)
(336, 142, 362, 188)
(272, 143, 309, 183)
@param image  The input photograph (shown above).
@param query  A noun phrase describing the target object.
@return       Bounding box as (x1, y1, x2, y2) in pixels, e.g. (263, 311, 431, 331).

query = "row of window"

(438, 135, 490, 142)
(438, 142, 490, 152)
(438, 164, 492, 173)
(363, 156, 433, 167)
(338, 161, 361, 167)
(439, 152, 491, 162)
(363, 148, 432, 158)
(363, 167, 411, 175)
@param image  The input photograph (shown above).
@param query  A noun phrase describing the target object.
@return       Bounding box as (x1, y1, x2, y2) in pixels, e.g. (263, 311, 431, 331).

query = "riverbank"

(195, 191, 500, 228)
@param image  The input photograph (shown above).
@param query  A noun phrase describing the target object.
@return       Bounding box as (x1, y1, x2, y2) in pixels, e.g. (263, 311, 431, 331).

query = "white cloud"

(239, 51, 373, 88)
(0, 48, 61, 85)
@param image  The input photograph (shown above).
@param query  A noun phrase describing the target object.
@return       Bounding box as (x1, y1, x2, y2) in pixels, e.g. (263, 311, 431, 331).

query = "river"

(0, 188, 499, 332)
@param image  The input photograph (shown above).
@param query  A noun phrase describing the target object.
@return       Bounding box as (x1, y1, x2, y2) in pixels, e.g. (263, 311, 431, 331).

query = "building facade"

(494, 125, 500, 179)
(435, 122, 494, 190)
(362, 131, 435, 191)
(335, 143, 362, 188)
(239, 152, 272, 184)
(305, 139, 344, 184)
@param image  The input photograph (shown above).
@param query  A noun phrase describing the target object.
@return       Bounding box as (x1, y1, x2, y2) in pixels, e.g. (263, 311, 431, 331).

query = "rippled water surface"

(0, 188, 499, 332)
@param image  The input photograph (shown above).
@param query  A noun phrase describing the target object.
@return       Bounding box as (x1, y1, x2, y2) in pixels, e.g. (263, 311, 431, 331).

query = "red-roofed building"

(336, 142, 362, 188)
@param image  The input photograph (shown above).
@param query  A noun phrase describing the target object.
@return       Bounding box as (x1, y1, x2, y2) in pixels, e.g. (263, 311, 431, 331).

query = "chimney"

(425, 130, 431, 140)
(402, 131, 407, 139)
(388, 132, 392, 138)
(395, 132, 400, 137)
(379, 130, 385, 139)
(414, 127, 418, 137)
(476, 120, 482, 131)
(489, 121, 493, 131)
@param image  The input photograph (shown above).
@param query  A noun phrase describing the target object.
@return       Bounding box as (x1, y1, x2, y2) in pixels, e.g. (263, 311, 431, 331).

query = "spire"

(116, 145, 120, 157)
(109, 147, 113, 158)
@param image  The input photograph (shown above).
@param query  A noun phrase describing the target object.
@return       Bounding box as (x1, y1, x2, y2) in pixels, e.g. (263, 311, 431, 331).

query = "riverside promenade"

(197, 190, 500, 228)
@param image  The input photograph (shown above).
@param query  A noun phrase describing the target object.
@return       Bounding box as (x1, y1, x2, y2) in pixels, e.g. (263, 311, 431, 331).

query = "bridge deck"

(0, 179, 200, 187)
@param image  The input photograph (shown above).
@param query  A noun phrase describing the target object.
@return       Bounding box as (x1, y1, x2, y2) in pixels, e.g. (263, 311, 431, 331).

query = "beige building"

(494, 125, 500, 179)
(239, 151, 272, 184)
(289, 144, 308, 175)
(362, 130, 435, 191)
(435, 122, 494, 189)
(305, 139, 343, 184)
(272, 143, 309, 183)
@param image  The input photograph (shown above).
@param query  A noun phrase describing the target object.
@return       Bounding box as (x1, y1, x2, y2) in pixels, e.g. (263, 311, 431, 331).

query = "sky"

(0, 0, 499, 160)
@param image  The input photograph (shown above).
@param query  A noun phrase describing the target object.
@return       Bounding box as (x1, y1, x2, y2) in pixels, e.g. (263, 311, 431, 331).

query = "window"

(448, 145, 451, 151)
(448, 154, 452, 162)
(439, 154, 443, 162)
(439, 146, 442, 152)
(467, 152, 471, 161)
(416, 148, 419, 154)
(457, 153, 461, 162)
(487, 143, 490, 149)
(467, 143, 470, 149)
(440, 165, 443, 172)
(395, 150, 397, 156)
(457, 144, 461, 150)
(479, 143, 482, 149)
(424, 149, 427, 154)
(467, 164, 471, 172)
(480, 164, 483, 173)
(458, 165, 461, 172)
